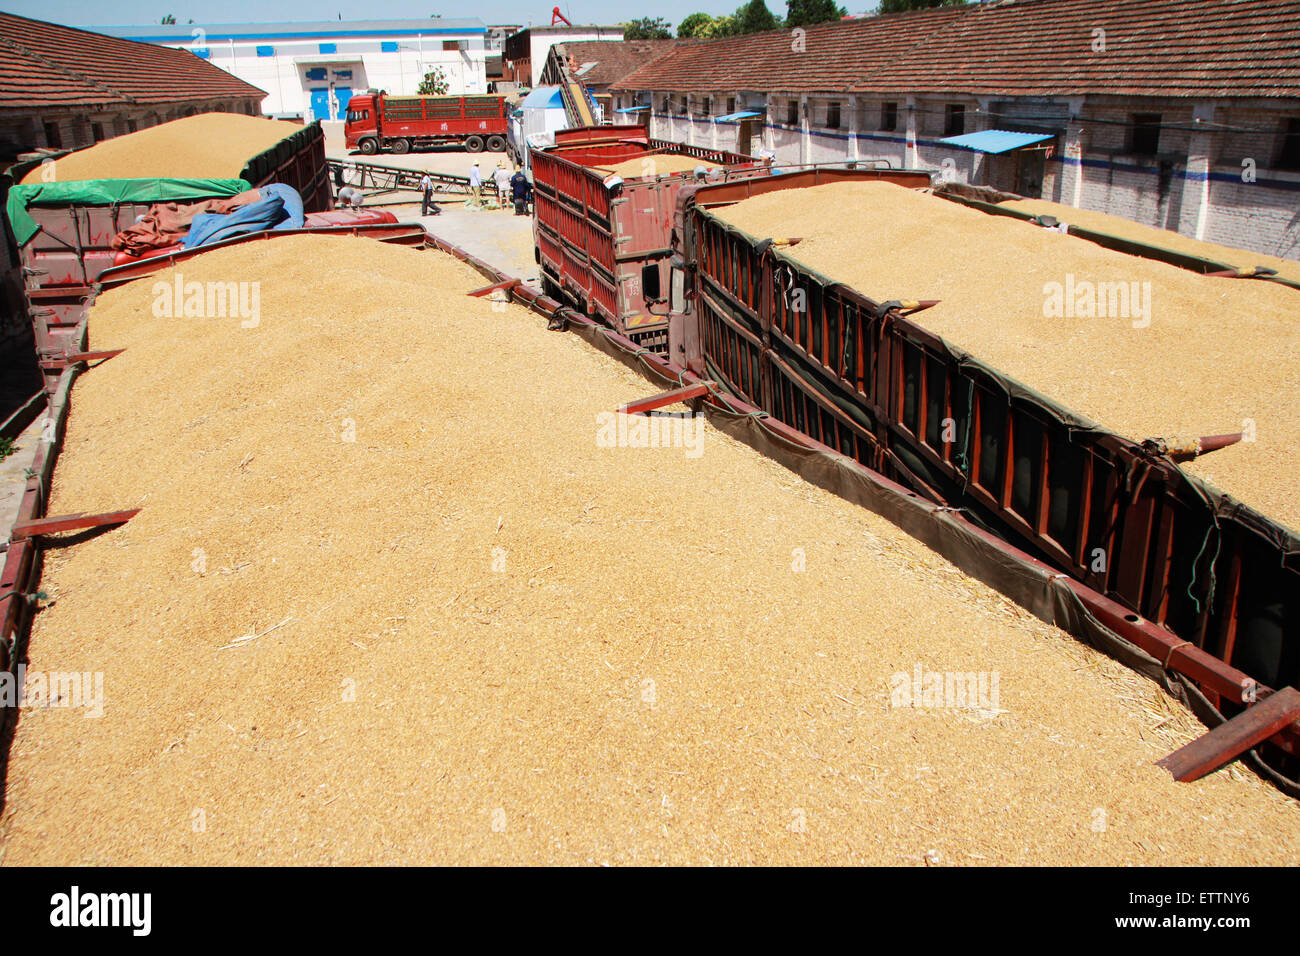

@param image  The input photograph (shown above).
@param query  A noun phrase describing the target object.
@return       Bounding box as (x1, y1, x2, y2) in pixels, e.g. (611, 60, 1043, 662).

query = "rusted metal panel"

(530, 126, 774, 351)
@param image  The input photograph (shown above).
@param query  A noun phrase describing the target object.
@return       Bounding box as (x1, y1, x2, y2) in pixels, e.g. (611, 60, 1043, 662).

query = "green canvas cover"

(5, 177, 249, 246)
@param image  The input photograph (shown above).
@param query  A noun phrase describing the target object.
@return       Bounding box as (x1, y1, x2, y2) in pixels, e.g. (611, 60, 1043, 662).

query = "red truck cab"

(345, 92, 509, 156)
(344, 94, 379, 152)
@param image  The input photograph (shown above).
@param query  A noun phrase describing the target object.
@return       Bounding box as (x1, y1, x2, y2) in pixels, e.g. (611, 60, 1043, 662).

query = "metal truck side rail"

(665, 171, 1300, 787)
(330, 159, 472, 197)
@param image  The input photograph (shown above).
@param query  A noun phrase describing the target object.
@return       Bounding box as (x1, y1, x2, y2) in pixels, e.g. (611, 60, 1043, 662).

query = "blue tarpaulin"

(938, 130, 1054, 154)
(615, 106, 651, 113)
(715, 110, 762, 123)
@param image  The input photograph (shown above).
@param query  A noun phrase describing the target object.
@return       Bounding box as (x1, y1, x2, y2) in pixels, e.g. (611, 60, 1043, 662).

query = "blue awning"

(615, 106, 651, 113)
(938, 130, 1054, 154)
(715, 110, 762, 123)
(520, 86, 564, 109)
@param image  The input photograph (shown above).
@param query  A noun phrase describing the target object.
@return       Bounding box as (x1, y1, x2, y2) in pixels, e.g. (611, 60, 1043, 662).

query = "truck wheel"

(465, 135, 485, 153)
(391, 138, 411, 155)
(359, 138, 378, 155)
(486, 135, 506, 153)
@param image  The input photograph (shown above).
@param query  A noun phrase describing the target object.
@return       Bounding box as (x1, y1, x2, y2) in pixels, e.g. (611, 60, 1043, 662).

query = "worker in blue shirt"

(510, 169, 532, 216)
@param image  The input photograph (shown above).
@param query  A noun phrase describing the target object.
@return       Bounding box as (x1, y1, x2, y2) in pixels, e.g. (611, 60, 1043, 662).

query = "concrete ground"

(323, 119, 513, 180)
(0, 415, 43, 547)
(326, 139, 515, 209)
(390, 201, 540, 284)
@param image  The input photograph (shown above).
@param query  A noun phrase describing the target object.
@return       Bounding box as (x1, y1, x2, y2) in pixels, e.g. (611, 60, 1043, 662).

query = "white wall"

(155, 34, 489, 118)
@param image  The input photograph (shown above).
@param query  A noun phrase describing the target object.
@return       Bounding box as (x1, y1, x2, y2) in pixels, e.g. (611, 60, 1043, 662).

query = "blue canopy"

(715, 110, 763, 123)
(615, 105, 651, 113)
(520, 86, 564, 109)
(938, 130, 1054, 154)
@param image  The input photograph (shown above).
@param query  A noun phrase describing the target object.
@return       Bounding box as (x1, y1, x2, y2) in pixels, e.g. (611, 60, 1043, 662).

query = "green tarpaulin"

(5, 177, 250, 246)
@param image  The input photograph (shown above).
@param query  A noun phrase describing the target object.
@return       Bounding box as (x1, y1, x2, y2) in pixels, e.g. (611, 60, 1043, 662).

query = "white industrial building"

(96, 19, 490, 121)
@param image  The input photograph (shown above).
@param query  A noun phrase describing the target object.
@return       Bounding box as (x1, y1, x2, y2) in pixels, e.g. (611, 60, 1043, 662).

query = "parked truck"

(345, 92, 510, 155)
(530, 125, 772, 353)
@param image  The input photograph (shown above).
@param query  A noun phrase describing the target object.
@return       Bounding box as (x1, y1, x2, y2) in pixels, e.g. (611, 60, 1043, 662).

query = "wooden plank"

(10, 508, 141, 541)
(466, 278, 522, 298)
(618, 382, 713, 416)
(1157, 687, 1300, 782)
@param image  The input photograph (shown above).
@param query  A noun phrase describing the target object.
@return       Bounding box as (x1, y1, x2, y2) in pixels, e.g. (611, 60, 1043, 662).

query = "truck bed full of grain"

(21, 113, 306, 184)
(594, 154, 719, 179)
(2, 235, 1296, 865)
(713, 181, 1300, 532)
(1001, 197, 1300, 284)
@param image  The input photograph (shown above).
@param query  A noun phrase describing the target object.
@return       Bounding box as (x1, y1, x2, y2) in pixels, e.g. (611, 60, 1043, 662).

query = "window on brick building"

(91, 121, 105, 142)
(1278, 117, 1300, 171)
(944, 104, 965, 136)
(127, 118, 138, 133)
(726, 97, 736, 114)
(1129, 113, 1162, 155)
(787, 100, 799, 126)
(881, 101, 898, 131)
(43, 122, 61, 148)
(826, 101, 841, 129)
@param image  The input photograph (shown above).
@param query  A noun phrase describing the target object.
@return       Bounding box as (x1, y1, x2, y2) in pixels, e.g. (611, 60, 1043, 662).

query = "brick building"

(541, 39, 677, 118)
(610, 0, 1300, 260)
(0, 12, 266, 161)
(502, 25, 625, 88)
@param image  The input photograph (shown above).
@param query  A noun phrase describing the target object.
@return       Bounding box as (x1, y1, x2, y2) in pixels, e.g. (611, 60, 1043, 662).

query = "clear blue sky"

(7, 1, 878, 33)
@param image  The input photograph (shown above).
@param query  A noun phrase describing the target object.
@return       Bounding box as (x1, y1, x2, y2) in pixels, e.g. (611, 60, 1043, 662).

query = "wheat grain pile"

(2, 234, 1297, 865)
(715, 181, 1300, 532)
(596, 154, 719, 178)
(1002, 198, 1300, 283)
(22, 113, 304, 184)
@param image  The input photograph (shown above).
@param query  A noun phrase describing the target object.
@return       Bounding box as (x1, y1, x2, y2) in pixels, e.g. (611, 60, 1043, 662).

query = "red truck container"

(4, 121, 334, 379)
(345, 93, 509, 155)
(531, 126, 772, 353)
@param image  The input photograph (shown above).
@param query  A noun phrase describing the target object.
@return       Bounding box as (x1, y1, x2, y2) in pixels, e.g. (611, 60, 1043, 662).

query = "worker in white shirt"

(419, 173, 435, 216)
(493, 161, 511, 208)
(469, 162, 482, 207)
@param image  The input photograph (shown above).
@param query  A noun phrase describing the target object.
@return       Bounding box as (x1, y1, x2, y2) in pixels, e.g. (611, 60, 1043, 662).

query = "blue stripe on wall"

(677, 117, 1300, 194)
(121, 28, 485, 42)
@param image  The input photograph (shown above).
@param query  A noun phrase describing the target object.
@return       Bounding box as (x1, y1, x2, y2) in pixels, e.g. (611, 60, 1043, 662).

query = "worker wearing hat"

(493, 160, 511, 208)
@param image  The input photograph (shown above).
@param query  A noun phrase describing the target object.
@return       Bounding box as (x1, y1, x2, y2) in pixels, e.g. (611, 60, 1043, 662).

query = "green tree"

(677, 12, 715, 37)
(678, 12, 741, 37)
(733, 0, 781, 33)
(417, 67, 449, 95)
(160, 14, 176, 23)
(878, 0, 965, 12)
(785, 0, 846, 27)
(624, 17, 673, 39)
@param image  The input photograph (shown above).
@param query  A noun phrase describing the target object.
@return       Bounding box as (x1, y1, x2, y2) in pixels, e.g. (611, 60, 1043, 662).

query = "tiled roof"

(0, 12, 266, 113)
(559, 40, 679, 88)
(612, 0, 1300, 99)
